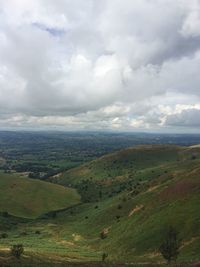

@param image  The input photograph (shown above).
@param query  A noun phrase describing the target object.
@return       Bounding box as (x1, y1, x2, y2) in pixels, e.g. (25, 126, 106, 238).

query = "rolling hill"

(0, 144, 200, 264)
(49, 144, 200, 263)
(0, 172, 81, 218)
(57, 144, 184, 185)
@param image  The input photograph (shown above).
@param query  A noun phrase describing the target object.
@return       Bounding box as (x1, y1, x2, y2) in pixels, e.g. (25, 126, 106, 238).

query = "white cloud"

(0, 0, 200, 131)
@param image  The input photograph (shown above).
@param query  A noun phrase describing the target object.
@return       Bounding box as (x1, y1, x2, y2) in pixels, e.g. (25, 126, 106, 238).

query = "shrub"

(0, 233, 8, 239)
(35, 230, 41, 234)
(100, 230, 107, 239)
(11, 244, 24, 259)
(102, 252, 108, 262)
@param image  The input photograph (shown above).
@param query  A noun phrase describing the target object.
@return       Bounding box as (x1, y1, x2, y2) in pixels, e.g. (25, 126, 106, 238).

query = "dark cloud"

(165, 108, 200, 127)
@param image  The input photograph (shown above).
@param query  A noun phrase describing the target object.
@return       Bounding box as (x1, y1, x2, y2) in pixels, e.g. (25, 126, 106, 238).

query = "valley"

(0, 133, 200, 266)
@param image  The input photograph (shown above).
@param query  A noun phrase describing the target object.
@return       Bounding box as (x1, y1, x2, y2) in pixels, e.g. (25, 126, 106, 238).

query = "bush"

(35, 230, 41, 234)
(0, 233, 8, 238)
(102, 252, 108, 262)
(100, 230, 107, 239)
(11, 244, 24, 259)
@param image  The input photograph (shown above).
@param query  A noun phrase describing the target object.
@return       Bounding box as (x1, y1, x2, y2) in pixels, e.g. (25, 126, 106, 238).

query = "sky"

(0, 0, 200, 132)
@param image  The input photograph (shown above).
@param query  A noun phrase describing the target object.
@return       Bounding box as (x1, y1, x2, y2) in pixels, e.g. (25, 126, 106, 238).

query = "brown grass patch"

(159, 179, 200, 201)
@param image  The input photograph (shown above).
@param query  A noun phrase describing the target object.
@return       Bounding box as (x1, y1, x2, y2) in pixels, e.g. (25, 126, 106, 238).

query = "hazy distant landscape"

(1, 131, 200, 182)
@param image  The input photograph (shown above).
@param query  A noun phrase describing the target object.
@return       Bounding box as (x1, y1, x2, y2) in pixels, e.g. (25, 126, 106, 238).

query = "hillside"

(56, 145, 200, 202)
(0, 144, 200, 264)
(47, 145, 200, 263)
(58, 145, 183, 185)
(0, 172, 81, 218)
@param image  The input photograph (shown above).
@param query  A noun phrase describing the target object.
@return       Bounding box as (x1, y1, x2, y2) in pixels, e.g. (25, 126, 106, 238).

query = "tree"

(11, 244, 24, 259)
(159, 226, 180, 264)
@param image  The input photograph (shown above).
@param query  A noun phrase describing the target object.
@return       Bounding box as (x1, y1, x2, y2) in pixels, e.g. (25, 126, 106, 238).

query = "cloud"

(0, 0, 200, 131)
(165, 108, 200, 127)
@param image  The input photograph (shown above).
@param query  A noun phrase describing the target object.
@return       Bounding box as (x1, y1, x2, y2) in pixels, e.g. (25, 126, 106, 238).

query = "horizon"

(1, 129, 200, 135)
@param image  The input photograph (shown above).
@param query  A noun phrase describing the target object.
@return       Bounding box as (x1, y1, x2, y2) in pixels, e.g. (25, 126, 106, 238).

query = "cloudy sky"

(0, 0, 200, 132)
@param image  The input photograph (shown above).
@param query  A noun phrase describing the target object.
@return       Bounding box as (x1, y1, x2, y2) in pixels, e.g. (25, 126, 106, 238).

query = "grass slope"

(48, 145, 200, 263)
(58, 145, 182, 184)
(0, 145, 200, 264)
(0, 172, 80, 218)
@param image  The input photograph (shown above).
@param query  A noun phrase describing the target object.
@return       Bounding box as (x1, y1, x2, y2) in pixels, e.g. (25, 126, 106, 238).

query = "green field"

(0, 144, 200, 265)
(0, 172, 81, 218)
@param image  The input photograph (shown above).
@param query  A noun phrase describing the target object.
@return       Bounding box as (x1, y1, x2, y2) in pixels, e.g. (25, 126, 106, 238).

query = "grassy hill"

(55, 145, 200, 202)
(57, 145, 182, 184)
(47, 145, 200, 263)
(0, 172, 81, 218)
(0, 144, 200, 264)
